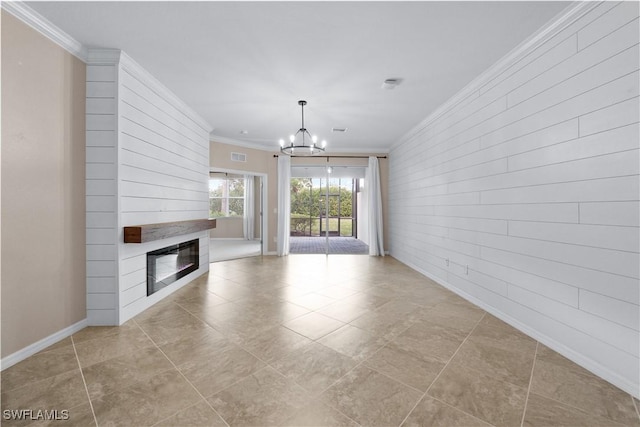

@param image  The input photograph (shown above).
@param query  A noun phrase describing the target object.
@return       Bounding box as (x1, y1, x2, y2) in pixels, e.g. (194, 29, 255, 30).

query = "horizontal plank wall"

(86, 49, 212, 325)
(86, 55, 119, 325)
(389, 1, 639, 397)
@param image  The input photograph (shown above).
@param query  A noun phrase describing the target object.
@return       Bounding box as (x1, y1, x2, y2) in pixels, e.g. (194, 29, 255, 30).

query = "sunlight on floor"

(209, 239, 261, 263)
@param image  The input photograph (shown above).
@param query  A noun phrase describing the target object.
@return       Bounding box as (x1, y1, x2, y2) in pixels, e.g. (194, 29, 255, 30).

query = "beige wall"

(210, 217, 244, 239)
(1, 12, 86, 357)
(210, 141, 277, 251)
(210, 140, 389, 252)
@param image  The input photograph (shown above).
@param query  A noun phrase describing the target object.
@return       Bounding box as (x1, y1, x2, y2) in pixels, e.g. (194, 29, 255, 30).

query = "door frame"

(290, 165, 363, 255)
(209, 167, 268, 256)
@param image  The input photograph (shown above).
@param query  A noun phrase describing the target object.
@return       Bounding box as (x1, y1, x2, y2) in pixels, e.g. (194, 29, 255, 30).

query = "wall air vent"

(332, 128, 348, 133)
(231, 152, 246, 162)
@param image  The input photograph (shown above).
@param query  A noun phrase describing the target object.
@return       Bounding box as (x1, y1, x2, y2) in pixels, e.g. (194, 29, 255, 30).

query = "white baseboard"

(1, 318, 88, 371)
(210, 237, 245, 241)
(398, 257, 640, 399)
(209, 238, 262, 242)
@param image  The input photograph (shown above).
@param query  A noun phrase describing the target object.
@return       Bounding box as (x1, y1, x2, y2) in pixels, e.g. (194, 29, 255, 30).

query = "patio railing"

(290, 217, 354, 237)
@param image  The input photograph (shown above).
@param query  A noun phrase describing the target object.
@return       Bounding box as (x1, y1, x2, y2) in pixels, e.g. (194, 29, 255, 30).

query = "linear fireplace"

(147, 239, 199, 296)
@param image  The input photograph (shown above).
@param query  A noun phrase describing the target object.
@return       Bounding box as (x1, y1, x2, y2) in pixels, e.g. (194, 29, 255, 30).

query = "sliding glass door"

(289, 166, 367, 255)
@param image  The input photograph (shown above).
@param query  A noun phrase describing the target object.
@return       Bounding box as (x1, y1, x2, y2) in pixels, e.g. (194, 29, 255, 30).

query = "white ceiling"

(27, 1, 571, 153)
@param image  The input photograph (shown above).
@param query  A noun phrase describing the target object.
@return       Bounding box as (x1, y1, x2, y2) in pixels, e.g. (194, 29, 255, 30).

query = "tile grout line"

(237, 326, 366, 426)
(362, 361, 423, 394)
(520, 341, 539, 427)
(256, 362, 364, 427)
(425, 312, 485, 396)
(520, 350, 635, 424)
(308, 355, 373, 427)
(149, 400, 215, 427)
(398, 312, 488, 427)
(632, 394, 640, 421)
(308, 299, 468, 413)
(132, 319, 231, 427)
(532, 383, 628, 423)
(70, 335, 99, 427)
(430, 395, 495, 427)
(170, 294, 305, 382)
(275, 325, 414, 427)
(162, 307, 365, 427)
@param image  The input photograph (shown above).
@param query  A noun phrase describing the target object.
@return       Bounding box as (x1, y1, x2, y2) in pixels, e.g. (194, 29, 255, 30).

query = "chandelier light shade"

(279, 100, 327, 156)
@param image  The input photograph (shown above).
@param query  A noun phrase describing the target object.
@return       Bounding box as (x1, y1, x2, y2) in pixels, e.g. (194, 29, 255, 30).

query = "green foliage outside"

(290, 178, 354, 236)
(210, 198, 244, 218)
(291, 216, 353, 237)
(290, 178, 352, 217)
(209, 177, 244, 218)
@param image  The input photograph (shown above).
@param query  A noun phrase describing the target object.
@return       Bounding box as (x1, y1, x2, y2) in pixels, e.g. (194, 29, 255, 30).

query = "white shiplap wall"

(86, 50, 212, 325)
(389, 1, 639, 397)
(86, 56, 119, 326)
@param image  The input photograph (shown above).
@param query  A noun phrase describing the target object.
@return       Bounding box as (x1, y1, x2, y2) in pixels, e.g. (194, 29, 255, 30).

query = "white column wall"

(86, 50, 212, 325)
(389, 1, 639, 397)
(86, 59, 120, 325)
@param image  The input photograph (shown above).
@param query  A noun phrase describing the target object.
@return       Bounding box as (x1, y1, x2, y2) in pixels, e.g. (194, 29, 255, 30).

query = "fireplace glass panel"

(147, 239, 199, 296)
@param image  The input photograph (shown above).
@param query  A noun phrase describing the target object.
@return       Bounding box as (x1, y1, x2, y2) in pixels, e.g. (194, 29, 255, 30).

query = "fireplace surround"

(85, 50, 213, 325)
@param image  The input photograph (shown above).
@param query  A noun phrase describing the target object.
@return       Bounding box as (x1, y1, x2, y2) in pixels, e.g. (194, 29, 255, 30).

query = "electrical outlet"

(465, 265, 469, 275)
(445, 258, 449, 267)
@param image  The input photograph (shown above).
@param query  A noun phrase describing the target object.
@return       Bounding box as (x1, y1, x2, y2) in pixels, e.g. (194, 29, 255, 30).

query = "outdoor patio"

(289, 236, 369, 254)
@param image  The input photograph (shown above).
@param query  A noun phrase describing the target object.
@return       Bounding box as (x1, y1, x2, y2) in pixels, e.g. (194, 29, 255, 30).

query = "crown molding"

(391, 1, 600, 151)
(210, 135, 277, 152)
(1, 2, 213, 134)
(2, 1, 88, 61)
(118, 51, 213, 133)
(85, 48, 122, 65)
(210, 134, 389, 155)
(85, 48, 213, 134)
(327, 146, 390, 155)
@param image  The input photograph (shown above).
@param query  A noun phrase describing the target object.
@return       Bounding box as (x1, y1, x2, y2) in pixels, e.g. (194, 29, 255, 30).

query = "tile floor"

(2, 255, 639, 427)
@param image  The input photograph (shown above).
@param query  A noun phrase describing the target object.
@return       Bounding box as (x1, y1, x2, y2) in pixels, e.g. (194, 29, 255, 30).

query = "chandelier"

(279, 100, 326, 155)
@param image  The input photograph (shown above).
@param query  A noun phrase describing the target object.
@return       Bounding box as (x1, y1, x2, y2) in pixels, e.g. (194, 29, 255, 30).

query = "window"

(209, 176, 244, 218)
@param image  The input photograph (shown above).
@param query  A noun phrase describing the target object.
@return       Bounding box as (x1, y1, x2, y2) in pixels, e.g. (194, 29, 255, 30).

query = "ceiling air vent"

(332, 128, 348, 133)
(231, 152, 246, 162)
(381, 78, 403, 90)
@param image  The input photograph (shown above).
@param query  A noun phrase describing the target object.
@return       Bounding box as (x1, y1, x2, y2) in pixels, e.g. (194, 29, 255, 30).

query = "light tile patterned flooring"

(2, 255, 639, 426)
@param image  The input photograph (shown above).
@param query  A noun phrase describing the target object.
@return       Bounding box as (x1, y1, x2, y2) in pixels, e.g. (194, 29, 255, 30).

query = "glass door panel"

(289, 167, 367, 255)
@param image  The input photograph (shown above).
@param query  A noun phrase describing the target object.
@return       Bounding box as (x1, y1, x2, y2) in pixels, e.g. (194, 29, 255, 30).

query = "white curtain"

(243, 175, 254, 240)
(366, 156, 385, 256)
(277, 156, 291, 256)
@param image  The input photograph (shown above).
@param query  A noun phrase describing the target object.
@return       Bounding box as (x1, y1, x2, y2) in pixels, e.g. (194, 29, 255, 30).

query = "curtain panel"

(277, 156, 291, 256)
(367, 156, 385, 256)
